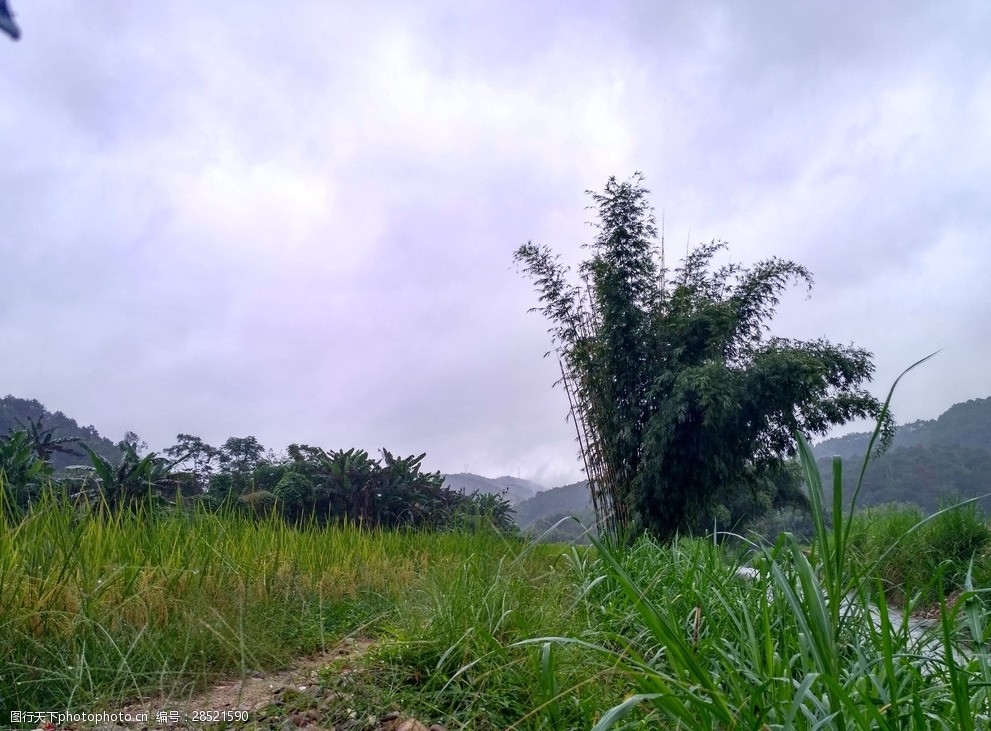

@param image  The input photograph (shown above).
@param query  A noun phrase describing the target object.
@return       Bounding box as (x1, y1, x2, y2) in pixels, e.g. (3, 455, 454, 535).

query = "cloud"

(1, 0, 988, 485)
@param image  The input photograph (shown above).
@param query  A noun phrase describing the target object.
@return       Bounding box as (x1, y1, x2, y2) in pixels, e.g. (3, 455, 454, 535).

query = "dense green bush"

(846, 501, 991, 605)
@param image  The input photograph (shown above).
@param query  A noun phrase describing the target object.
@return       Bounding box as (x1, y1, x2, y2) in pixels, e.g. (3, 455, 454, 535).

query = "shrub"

(239, 489, 276, 516)
(846, 501, 991, 605)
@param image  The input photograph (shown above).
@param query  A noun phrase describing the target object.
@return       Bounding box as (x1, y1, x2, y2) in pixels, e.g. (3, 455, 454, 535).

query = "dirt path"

(72, 639, 443, 731)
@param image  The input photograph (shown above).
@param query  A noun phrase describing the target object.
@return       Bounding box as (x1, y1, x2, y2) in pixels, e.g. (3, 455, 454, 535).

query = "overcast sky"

(1, 1, 988, 487)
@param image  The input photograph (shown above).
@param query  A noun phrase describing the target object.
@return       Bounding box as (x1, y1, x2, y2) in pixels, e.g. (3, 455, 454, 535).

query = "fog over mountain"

(442, 473, 544, 505)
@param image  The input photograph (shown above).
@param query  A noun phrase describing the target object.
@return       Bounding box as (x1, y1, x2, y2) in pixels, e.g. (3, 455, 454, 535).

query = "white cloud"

(1, 0, 988, 485)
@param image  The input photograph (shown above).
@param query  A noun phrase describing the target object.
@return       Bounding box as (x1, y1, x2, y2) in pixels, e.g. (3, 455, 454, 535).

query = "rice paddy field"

(3, 442, 991, 730)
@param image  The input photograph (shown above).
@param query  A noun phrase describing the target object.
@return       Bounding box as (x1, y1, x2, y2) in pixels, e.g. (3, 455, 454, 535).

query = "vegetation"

(515, 174, 889, 540)
(0, 491, 529, 726)
(845, 501, 991, 605)
(1, 365, 990, 728)
(823, 444, 991, 514)
(0, 395, 121, 469)
(0, 416, 514, 531)
(814, 396, 991, 460)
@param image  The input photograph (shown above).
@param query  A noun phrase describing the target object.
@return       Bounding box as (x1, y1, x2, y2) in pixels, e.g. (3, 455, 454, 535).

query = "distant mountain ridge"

(513, 480, 596, 543)
(812, 396, 991, 514)
(441, 472, 544, 505)
(513, 480, 592, 529)
(813, 397, 991, 461)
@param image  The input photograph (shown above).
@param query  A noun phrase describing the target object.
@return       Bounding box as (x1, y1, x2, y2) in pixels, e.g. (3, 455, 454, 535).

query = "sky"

(1, 1, 988, 488)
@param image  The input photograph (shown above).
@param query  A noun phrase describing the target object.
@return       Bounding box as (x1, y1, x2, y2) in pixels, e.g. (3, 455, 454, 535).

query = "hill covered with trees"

(0, 395, 123, 469)
(441, 473, 542, 505)
(813, 397, 991, 460)
(513, 480, 596, 543)
(815, 397, 991, 514)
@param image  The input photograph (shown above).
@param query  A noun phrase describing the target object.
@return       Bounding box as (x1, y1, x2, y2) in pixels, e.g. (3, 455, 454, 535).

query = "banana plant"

(376, 449, 448, 527)
(318, 448, 378, 524)
(16, 415, 83, 463)
(80, 442, 177, 509)
(0, 429, 53, 515)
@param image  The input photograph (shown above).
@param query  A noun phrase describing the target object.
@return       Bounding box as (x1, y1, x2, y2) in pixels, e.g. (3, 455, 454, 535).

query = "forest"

(0, 395, 515, 532)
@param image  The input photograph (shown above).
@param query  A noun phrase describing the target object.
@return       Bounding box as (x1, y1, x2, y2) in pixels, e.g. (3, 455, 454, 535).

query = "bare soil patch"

(74, 638, 408, 731)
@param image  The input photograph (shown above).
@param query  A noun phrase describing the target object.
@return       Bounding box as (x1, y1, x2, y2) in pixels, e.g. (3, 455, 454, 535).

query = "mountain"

(813, 397, 991, 460)
(442, 472, 543, 505)
(0, 395, 122, 469)
(812, 396, 991, 515)
(513, 480, 596, 543)
(513, 480, 593, 528)
(820, 444, 991, 515)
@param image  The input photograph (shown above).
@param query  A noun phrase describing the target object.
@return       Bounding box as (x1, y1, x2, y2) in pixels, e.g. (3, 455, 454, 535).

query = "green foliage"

(0, 395, 121, 470)
(822, 443, 991, 514)
(376, 546, 602, 730)
(282, 445, 515, 532)
(239, 488, 277, 516)
(707, 458, 810, 534)
(272, 471, 312, 522)
(846, 502, 991, 605)
(0, 429, 53, 516)
(80, 442, 177, 509)
(449, 489, 520, 535)
(273, 471, 312, 505)
(15, 414, 83, 463)
(516, 174, 888, 540)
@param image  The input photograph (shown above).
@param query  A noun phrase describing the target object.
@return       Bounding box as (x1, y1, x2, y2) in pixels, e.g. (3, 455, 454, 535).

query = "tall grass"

(845, 502, 991, 607)
(5, 356, 991, 729)
(0, 489, 514, 722)
(503, 356, 991, 729)
(342, 543, 615, 730)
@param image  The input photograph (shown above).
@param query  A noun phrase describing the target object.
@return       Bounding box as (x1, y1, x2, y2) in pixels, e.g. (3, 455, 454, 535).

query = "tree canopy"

(516, 174, 891, 540)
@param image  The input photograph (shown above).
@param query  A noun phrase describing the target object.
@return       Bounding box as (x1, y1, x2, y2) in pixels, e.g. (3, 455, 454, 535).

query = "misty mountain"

(441, 472, 544, 505)
(1, 395, 123, 469)
(513, 480, 596, 543)
(813, 397, 991, 460)
(513, 480, 593, 528)
(819, 443, 991, 515)
(810, 396, 991, 514)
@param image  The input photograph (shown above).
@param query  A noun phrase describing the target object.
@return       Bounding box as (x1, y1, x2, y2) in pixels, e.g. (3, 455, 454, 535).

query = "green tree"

(516, 174, 891, 540)
(272, 471, 313, 522)
(164, 433, 219, 492)
(218, 436, 266, 477)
